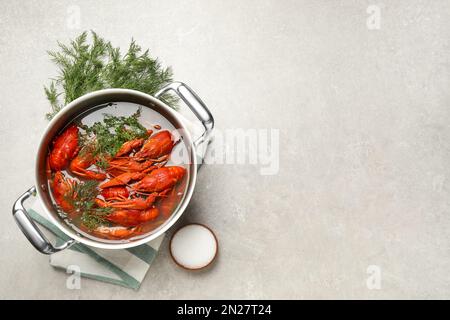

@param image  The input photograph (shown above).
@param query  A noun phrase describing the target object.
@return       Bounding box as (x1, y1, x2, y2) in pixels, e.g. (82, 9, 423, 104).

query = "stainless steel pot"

(12, 82, 214, 253)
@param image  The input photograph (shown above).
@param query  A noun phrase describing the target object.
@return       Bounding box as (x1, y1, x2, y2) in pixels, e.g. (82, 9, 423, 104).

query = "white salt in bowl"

(170, 223, 218, 270)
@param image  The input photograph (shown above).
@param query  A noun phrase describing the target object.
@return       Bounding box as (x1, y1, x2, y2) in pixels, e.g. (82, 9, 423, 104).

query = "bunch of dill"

(45, 31, 177, 119)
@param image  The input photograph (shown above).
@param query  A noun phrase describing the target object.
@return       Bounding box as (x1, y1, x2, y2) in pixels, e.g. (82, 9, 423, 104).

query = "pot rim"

(35, 88, 198, 249)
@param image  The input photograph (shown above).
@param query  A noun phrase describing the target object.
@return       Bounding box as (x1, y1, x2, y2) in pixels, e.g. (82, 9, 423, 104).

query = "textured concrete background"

(1, 0, 449, 299)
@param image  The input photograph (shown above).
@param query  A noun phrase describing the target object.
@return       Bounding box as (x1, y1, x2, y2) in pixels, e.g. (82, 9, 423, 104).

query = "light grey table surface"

(1, 0, 449, 299)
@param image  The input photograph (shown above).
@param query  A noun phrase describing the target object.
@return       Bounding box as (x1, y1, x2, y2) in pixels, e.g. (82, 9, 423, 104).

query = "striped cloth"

(27, 114, 207, 290)
(28, 201, 162, 289)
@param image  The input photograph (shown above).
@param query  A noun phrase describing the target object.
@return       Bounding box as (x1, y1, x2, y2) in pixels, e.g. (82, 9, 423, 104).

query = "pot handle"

(155, 82, 214, 148)
(12, 186, 75, 254)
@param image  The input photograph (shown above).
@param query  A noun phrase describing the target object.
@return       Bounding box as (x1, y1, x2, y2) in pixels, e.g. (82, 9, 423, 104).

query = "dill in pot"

(64, 180, 112, 230)
(80, 108, 150, 158)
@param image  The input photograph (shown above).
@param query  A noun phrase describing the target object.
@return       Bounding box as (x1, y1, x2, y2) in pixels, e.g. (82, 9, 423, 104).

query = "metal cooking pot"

(12, 82, 214, 253)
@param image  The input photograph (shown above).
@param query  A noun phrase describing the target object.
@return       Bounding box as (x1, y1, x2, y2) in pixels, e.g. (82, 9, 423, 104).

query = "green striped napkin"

(26, 114, 207, 290)
(29, 200, 163, 290)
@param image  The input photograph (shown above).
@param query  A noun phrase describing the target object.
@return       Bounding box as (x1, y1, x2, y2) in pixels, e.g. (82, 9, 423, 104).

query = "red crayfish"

(49, 125, 79, 171)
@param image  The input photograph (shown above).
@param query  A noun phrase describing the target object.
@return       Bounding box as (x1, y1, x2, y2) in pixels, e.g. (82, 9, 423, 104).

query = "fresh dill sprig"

(81, 207, 111, 230)
(70, 180, 99, 204)
(45, 31, 177, 119)
(95, 153, 110, 170)
(65, 180, 112, 230)
(81, 108, 149, 156)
